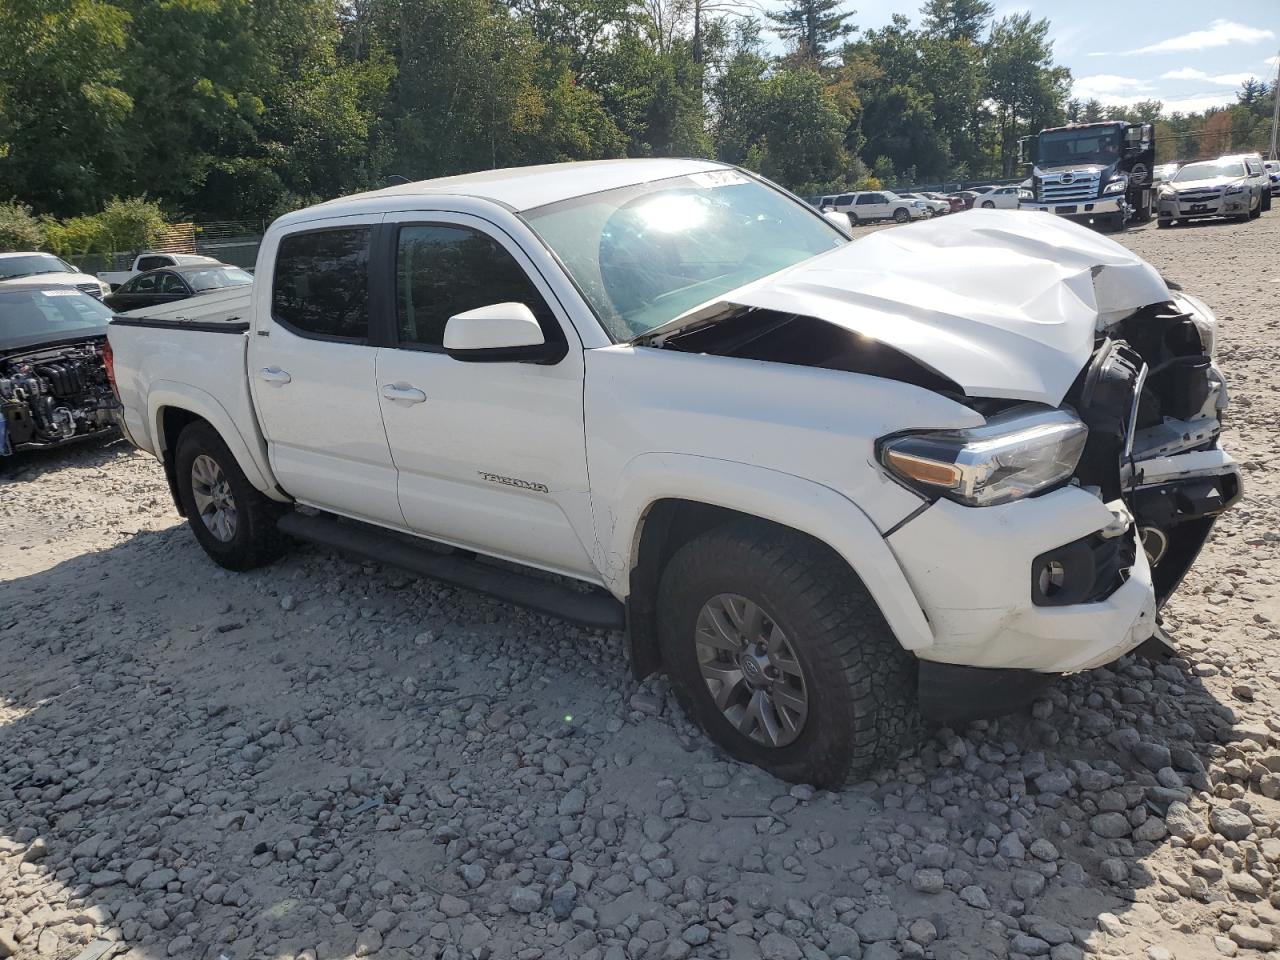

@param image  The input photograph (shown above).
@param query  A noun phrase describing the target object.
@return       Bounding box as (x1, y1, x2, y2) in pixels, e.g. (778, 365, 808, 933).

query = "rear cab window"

(271, 228, 371, 341)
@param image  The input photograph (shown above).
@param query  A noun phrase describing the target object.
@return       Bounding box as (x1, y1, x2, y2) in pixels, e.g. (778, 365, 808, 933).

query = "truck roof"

(281, 158, 729, 226)
(1039, 121, 1127, 134)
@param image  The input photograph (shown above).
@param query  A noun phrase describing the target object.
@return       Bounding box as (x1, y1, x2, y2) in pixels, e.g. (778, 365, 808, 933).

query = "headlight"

(1103, 179, 1128, 195)
(1158, 185, 1176, 198)
(879, 408, 1088, 507)
(99, 281, 111, 296)
(1018, 189, 1034, 200)
(1225, 183, 1245, 195)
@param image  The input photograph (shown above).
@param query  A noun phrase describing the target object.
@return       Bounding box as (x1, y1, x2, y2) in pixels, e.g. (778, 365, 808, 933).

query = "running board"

(277, 511, 625, 631)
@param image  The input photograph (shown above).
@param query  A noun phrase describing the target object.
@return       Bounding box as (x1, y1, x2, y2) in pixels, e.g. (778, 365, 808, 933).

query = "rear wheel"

(980, 200, 995, 209)
(174, 421, 289, 571)
(657, 520, 917, 787)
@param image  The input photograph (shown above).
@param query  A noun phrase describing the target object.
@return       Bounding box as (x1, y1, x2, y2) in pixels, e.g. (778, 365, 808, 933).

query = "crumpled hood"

(678, 209, 1171, 405)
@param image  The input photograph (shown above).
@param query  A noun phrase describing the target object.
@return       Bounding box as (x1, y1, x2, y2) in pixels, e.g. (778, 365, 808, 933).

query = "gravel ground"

(1, 212, 1278, 960)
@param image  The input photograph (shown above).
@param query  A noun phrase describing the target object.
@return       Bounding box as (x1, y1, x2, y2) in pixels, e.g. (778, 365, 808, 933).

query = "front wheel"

(893, 208, 909, 223)
(174, 421, 289, 571)
(657, 521, 918, 787)
(1157, 218, 1172, 229)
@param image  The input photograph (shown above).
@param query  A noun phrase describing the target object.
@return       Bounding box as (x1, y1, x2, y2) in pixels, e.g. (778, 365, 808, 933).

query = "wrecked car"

(1, 284, 119, 466)
(107, 160, 1240, 786)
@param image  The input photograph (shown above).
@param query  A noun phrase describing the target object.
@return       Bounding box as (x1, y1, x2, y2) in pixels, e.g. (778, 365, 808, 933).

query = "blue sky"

(761, 1, 1279, 114)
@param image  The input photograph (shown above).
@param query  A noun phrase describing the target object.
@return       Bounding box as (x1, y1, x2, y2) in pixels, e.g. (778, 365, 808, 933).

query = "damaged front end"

(1068, 292, 1240, 606)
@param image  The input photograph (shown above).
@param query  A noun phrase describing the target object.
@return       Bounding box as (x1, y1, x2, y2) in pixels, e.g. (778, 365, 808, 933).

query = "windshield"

(1038, 128, 1121, 167)
(0, 254, 76, 281)
(523, 171, 847, 340)
(1174, 160, 1246, 182)
(0, 288, 112, 345)
(183, 266, 253, 292)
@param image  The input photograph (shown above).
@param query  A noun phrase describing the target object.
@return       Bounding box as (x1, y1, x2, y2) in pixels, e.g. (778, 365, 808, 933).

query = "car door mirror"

(822, 210, 852, 234)
(443, 302, 562, 364)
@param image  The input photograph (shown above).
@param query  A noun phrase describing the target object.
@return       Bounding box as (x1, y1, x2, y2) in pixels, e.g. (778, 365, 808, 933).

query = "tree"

(919, 0, 992, 43)
(769, 0, 855, 65)
(0, 201, 45, 251)
(984, 13, 1070, 175)
(0, 0, 134, 216)
(96, 197, 167, 253)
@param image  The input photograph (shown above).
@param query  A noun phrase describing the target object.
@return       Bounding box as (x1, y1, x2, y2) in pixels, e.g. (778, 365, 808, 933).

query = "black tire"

(1248, 192, 1262, 219)
(1157, 218, 1172, 229)
(893, 208, 909, 223)
(657, 520, 917, 787)
(174, 421, 288, 571)
(847, 212, 859, 227)
(1132, 192, 1153, 223)
(980, 200, 995, 209)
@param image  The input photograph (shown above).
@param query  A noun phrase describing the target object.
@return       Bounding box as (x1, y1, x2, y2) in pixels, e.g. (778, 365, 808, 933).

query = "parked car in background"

(897, 192, 949, 217)
(98, 252, 220, 291)
(1265, 160, 1280, 197)
(975, 185, 1022, 209)
(109, 158, 1239, 786)
(951, 191, 979, 210)
(834, 191, 928, 224)
(925, 192, 965, 213)
(0, 252, 110, 299)
(0, 284, 118, 465)
(104, 263, 253, 312)
(1157, 155, 1270, 227)
(1153, 162, 1181, 184)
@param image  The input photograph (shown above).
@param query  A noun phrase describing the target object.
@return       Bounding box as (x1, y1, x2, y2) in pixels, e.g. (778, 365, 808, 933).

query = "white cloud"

(1161, 92, 1240, 114)
(1160, 68, 1262, 86)
(1129, 19, 1274, 55)
(1072, 75, 1154, 102)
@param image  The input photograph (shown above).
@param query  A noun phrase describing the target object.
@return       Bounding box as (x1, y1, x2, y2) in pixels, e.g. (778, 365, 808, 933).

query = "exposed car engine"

(0, 340, 118, 457)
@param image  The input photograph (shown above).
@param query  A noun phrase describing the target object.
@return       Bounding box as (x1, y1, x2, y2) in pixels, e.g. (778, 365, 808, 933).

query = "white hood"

(0, 270, 103, 290)
(670, 209, 1171, 405)
(1167, 175, 1239, 191)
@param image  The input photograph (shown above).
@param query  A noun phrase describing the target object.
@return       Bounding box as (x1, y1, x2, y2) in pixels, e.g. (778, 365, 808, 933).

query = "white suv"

(823, 191, 927, 225)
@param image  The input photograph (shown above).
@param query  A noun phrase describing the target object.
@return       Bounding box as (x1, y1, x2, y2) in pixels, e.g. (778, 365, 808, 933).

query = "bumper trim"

(917, 661, 1052, 724)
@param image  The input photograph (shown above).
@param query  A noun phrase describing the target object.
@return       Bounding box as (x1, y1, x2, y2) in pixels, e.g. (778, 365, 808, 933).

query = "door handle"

(259, 367, 292, 385)
(381, 383, 427, 404)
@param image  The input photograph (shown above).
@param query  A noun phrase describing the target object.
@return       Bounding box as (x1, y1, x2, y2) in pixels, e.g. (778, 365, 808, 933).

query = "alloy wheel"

(190, 454, 238, 543)
(694, 593, 809, 748)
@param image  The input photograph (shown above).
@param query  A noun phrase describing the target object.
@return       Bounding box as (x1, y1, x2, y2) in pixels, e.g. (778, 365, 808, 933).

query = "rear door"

(248, 219, 404, 526)
(373, 211, 597, 578)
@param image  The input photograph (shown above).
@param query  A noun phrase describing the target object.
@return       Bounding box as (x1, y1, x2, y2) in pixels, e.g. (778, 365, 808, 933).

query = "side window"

(870, 193, 887, 204)
(159, 273, 187, 294)
(395, 224, 563, 350)
(1246, 159, 1260, 176)
(271, 228, 370, 341)
(835, 194, 854, 205)
(132, 273, 159, 293)
(855, 195, 874, 206)
(137, 256, 169, 272)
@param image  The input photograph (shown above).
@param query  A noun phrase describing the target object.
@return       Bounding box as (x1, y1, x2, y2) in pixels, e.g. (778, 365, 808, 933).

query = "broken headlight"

(879, 408, 1088, 507)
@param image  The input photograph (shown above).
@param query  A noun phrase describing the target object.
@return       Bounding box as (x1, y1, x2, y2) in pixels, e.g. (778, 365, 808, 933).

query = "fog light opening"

(1037, 560, 1067, 598)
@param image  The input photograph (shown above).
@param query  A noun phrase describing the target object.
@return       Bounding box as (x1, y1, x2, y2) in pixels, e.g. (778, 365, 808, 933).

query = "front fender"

(148, 381, 284, 499)
(601, 452, 935, 652)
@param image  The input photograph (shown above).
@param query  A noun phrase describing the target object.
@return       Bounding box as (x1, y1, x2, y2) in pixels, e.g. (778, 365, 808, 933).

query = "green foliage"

(96, 197, 167, 253)
(1, 0, 1269, 218)
(0, 201, 45, 252)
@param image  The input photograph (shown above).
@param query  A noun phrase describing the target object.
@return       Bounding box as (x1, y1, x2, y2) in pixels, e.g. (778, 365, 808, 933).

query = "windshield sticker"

(689, 170, 751, 188)
(40, 289, 80, 296)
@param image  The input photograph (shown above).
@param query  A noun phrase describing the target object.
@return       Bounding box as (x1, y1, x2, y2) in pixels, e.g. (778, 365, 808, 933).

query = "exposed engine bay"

(0, 340, 118, 457)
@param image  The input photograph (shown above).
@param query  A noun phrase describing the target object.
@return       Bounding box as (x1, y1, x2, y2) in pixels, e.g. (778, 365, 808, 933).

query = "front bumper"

(888, 486, 1159, 674)
(1157, 193, 1249, 220)
(1020, 195, 1124, 218)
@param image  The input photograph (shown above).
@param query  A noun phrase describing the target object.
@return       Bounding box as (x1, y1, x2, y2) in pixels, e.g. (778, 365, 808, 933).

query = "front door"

(374, 213, 598, 579)
(248, 219, 403, 526)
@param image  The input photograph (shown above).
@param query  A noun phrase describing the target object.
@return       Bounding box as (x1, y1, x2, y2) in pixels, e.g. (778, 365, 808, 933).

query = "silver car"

(1156, 154, 1270, 227)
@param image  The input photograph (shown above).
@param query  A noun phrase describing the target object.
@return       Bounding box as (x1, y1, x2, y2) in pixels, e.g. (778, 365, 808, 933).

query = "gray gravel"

(2, 213, 1279, 959)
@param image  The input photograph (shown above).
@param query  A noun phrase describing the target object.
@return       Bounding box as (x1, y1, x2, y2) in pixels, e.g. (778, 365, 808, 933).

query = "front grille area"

(75, 282, 104, 300)
(1037, 171, 1100, 203)
(1173, 187, 1221, 205)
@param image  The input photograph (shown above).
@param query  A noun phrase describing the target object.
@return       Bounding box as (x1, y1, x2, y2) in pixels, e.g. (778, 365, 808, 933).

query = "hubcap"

(190, 454, 238, 543)
(694, 593, 809, 748)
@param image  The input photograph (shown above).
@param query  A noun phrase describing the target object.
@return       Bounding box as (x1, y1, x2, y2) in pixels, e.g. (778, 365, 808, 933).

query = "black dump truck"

(1019, 121, 1156, 231)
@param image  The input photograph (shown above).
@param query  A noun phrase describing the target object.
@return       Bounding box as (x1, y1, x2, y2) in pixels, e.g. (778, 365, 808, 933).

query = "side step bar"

(277, 511, 625, 632)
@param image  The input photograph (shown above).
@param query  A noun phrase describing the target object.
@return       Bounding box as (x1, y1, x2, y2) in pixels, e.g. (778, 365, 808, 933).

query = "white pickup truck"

(108, 159, 1240, 786)
(98, 252, 219, 291)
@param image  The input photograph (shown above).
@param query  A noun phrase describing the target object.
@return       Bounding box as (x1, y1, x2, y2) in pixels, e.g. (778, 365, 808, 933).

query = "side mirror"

(823, 210, 851, 234)
(442, 302, 565, 364)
